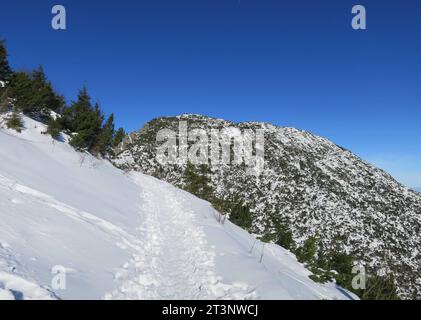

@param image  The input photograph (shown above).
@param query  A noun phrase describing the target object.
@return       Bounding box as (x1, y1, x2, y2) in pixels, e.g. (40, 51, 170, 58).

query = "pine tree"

(361, 275, 400, 300)
(69, 103, 103, 151)
(229, 201, 253, 230)
(63, 86, 104, 151)
(44, 81, 65, 113)
(46, 117, 62, 140)
(61, 85, 93, 132)
(327, 250, 354, 288)
(0, 40, 12, 84)
(0, 87, 11, 112)
(91, 113, 115, 155)
(113, 127, 125, 148)
(32, 66, 47, 94)
(274, 219, 294, 250)
(31, 66, 64, 114)
(8, 68, 64, 117)
(5, 112, 24, 132)
(183, 163, 213, 200)
(296, 236, 318, 263)
(8, 72, 35, 113)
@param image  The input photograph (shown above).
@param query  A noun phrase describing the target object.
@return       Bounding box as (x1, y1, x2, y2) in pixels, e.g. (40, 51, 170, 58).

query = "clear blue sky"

(1, 0, 420, 189)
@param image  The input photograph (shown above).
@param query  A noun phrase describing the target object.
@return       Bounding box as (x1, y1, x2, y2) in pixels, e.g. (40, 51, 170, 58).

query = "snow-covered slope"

(114, 114, 421, 299)
(0, 115, 356, 300)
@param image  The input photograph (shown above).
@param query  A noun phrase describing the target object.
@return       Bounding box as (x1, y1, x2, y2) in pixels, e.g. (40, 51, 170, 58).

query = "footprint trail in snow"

(104, 176, 257, 300)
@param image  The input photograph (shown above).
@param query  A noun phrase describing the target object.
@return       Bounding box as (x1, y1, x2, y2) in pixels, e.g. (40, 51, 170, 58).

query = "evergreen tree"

(8, 68, 64, 117)
(31, 66, 64, 114)
(46, 117, 62, 140)
(274, 219, 294, 250)
(69, 104, 103, 151)
(31, 66, 47, 93)
(91, 113, 115, 155)
(361, 275, 400, 300)
(327, 250, 354, 288)
(183, 163, 213, 200)
(8, 72, 34, 113)
(113, 127, 125, 148)
(5, 112, 24, 132)
(44, 81, 65, 113)
(0, 40, 12, 84)
(296, 236, 318, 263)
(63, 87, 104, 151)
(61, 85, 93, 133)
(60, 105, 76, 133)
(229, 201, 253, 230)
(0, 87, 11, 112)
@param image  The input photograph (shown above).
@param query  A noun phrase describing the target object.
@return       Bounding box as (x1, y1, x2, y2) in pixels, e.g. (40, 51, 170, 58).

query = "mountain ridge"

(114, 113, 421, 299)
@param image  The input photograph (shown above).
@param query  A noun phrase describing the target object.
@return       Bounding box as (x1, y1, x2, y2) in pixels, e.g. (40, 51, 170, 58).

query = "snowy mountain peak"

(114, 114, 421, 299)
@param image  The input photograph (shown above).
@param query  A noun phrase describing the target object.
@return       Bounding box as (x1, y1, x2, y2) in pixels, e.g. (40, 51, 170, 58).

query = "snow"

(0, 114, 357, 300)
(0, 271, 54, 300)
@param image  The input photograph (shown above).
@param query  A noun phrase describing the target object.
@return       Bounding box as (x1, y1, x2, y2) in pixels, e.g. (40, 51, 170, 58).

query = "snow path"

(104, 175, 258, 300)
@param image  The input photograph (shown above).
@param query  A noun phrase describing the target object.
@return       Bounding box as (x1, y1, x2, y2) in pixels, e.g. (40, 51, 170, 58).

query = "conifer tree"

(0, 40, 12, 84)
(61, 85, 92, 132)
(91, 113, 115, 155)
(5, 112, 24, 132)
(31, 66, 65, 116)
(327, 250, 353, 288)
(0, 87, 11, 112)
(274, 219, 294, 250)
(113, 127, 125, 148)
(296, 236, 318, 263)
(64, 87, 106, 151)
(70, 106, 103, 151)
(183, 163, 213, 200)
(229, 201, 253, 230)
(46, 117, 62, 140)
(8, 72, 34, 113)
(361, 275, 400, 300)
(8, 67, 64, 117)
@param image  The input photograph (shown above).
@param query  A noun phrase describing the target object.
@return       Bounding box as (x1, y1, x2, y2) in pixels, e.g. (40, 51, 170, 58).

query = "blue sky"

(1, 0, 420, 189)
